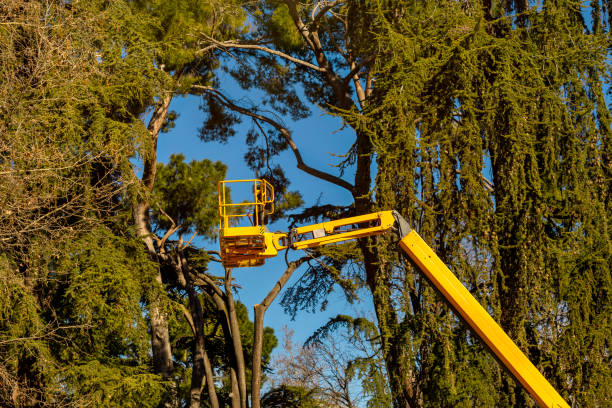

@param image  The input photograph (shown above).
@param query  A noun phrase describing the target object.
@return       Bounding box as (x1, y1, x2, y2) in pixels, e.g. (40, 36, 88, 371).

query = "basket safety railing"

(217, 179, 275, 229)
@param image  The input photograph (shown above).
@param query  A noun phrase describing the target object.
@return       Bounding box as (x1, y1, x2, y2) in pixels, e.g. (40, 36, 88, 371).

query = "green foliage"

(0, 0, 153, 253)
(281, 242, 362, 316)
(354, 1, 612, 406)
(231, 0, 611, 406)
(261, 385, 323, 408)
(59, 228, 158, 363)
(3, 0, 610, 407)
(0, 255, 55, 405)
(267, 4, 304, 50)
(130, 0, 248, 94)
(0, 227, 165, 407)
(63, 362, 165, 408)
(152, 153, 227, 237)
(0, 1, 170, 405)
(56, 228, 164, 407)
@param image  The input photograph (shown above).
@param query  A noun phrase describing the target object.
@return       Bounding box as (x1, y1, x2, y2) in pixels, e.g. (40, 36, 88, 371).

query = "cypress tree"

(362, 1, 611, 406)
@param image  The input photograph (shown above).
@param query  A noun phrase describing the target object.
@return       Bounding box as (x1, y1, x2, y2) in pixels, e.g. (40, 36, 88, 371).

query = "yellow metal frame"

(218, 179, 274, 229)
(290, 211, 395, 250)
(217, 179, 570, 408)
(217, 180, 395, 268)
(217, 179, 276, 268)
(399, 231, 570, 408)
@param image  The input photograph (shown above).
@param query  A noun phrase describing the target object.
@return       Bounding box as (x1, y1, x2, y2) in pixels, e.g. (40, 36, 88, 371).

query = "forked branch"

(311, 0, 345, 30)
(251, 257, 309, 408)
(193, 85, 355, 193)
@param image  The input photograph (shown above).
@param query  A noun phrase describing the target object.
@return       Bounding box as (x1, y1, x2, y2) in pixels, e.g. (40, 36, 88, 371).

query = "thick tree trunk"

(360, 240, 420, 408)
(490, 149, 533, 408)
(251, 306, 266, 408)
(202, 345, 219, 408)
(149, 287, 174, 379)
(187, 284, 207, 408)
(230, 368, 241, 408)
(175, 251, 220, 408)
(352, 130, 421, 407)
(198, 277, 238, 408)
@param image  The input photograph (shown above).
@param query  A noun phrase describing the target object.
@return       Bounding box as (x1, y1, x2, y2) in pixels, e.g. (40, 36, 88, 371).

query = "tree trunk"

(251, 261, 301, 408)
(187, 284, 207, 408)
(202, 345, 219, 408)
(230, 368, 241, 408)
(359, 238, 420, 408)
(251, 305, 266, 408)
(134, 92, 175, 405)
(352, 128, 421, 407)
(224, 269, 247, 408)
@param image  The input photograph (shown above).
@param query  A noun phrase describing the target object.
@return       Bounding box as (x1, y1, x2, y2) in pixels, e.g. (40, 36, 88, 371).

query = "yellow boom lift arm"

(217, 180, 570, 408)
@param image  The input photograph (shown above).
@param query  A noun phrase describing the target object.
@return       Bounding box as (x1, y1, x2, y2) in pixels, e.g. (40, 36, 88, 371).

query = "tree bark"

(174, 250, 220, 408)
(133, 92, 175, 405)
(251, 260, 304, 408)
(230, 368, 241, 408)
(224, 269, 247, 408)
(202, 345, 219, 408)
(186, 281, 208, 408)
(351, 126, 421, 407)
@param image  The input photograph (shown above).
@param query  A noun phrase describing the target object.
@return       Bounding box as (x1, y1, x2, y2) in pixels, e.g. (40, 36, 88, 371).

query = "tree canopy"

(1, 0, 610, 407)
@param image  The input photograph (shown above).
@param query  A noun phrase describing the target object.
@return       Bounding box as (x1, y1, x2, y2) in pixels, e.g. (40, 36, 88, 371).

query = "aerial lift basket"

(217, 179, 276, 268)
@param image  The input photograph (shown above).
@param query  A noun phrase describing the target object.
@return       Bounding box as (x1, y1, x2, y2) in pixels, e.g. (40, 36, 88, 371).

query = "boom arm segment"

(282, 214, 570, 408)
(399, 230, 570, 408)
(217, 180, 569, 407)
(283, 211, 395, 250)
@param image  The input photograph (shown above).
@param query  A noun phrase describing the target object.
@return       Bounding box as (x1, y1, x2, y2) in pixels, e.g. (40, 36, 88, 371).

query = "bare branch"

(261, 256, 309, 309)
(283, 0, 317, 50)
(198, 36, 326, 73)
(193, 272, 225, 300)
(252, 257, 309, 408)
(194, 85, 355, 193)
(182, 229, 198, 249)
(282, 0, 354, 109)
(482, 175, 495, 193)
(345, 55, 376, 109)
(198, 43, 218, 54)
(0, 150, 105, 175)
(180, 304, 196, 335)
(365, 70, 374, 99)
(343, 54, 376, 85)
(159, 225, 181, 249)
(311, 0, 345, 30)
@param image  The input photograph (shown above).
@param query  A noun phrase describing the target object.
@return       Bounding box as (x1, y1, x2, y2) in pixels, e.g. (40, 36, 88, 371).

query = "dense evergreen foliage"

(1, 0, 610, 407)
(364, 2, 611, 406)
(1, 1, 163, 406)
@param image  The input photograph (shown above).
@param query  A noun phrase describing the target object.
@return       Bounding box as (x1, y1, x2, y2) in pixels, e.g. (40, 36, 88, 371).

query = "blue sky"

(155, 79, 367, 345)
